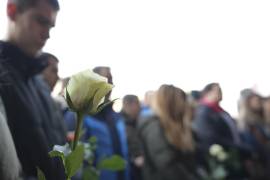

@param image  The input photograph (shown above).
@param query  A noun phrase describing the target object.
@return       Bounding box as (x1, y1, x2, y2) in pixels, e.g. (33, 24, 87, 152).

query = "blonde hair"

(153, 84, 194, 151)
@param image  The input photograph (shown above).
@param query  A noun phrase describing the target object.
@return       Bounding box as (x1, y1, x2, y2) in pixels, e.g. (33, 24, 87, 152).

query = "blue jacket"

(84, 106, 130, 180)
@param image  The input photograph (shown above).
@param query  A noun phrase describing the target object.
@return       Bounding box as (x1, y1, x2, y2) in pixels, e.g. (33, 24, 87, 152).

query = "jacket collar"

(200, 98, 224, 113)
(0, 41, 47, 79)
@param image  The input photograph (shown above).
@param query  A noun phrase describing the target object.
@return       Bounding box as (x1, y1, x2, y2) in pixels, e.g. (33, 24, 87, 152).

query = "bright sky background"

(1, 0, 270, 116)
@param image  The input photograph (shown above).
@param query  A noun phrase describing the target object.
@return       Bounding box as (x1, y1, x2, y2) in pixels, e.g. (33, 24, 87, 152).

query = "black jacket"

(192, 104, 239, 149)
(0, 41, 65, 180)
(34, 75, 67, 146)
(192, 104, 254, 179)
(121, 112, 143, 160)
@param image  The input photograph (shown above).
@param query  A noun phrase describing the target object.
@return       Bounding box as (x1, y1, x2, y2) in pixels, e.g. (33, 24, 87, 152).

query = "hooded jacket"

(0, 41, 65, 180)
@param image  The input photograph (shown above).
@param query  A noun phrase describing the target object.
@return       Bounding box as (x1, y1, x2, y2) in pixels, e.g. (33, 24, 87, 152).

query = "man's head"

(201, 83, 223, 103)
(40, 52, 59, 91)
(6, 0, 59, 56)
(122, 95, 141, 120)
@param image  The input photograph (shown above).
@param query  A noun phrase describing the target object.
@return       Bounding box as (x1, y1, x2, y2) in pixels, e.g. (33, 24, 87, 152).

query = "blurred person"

(139, 90, 154, 119)
(192, 83, 249, 179)
(121, 95, 143, 180)
(238, 89, 270, 179)
(187, 90, 201, 121)
(238, 89, 264, 129)
(35, 52, 67, 145)
(262, 96, 270, 136)
(0, 0, 65, 179)
(139, 84, 199, 180)
(39, 52, 59, 91)
(238, 89, 268, 145)
(83, 66, 130, 180)
(193, 83, 241, 148)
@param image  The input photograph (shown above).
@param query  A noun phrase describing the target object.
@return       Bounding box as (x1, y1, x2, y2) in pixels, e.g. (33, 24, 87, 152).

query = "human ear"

(7, 3, 17, 21)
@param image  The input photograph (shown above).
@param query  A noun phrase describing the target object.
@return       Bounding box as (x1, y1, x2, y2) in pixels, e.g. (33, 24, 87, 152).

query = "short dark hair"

(11, 0, 60, 12)
(93, 66, 113, 84)
(93, 66, 110, 74)
(202, 83, 219, 96)
(39, 52, 59, 63)
(123, 95, 139, 104)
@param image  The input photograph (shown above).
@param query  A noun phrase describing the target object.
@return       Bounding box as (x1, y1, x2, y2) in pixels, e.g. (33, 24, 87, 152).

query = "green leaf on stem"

(97, 155, 126, 171)
(89, 136, 97, 144)
(37, 167, 46, 180)
(65, 144, 85, 178)
(82, 166, 99, 180)
(96, 99, 118, 114)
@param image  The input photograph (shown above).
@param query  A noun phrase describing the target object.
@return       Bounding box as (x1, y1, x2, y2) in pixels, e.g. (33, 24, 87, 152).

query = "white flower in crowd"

(65, 69, 113, 115)
(209, 144, 223, 156)
(216, 151, 228, 161)
(209, 144, 228, 161)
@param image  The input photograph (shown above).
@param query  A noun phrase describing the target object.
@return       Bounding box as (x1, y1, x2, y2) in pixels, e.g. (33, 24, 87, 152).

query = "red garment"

(200, 98, 223, 113)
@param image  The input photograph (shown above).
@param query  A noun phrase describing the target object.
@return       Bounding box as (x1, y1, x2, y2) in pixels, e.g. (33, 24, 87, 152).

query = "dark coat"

(0, 41, 65, 180)
(34, 75, 67, 146)
(121, 112, 143, 160)
(139, 115, 198, 180)
(192, 104, 239, 149)
(192, 104, 251, 179)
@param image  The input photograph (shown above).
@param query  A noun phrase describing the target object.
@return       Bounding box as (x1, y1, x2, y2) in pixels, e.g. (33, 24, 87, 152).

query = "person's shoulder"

(195, 104, 210, 115)
(0, 40, 7, 53)
(138, 115, 160, 133)
(0, 41, 12, 61)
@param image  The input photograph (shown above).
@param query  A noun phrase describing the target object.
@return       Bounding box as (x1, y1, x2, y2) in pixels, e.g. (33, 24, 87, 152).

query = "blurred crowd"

(1, 0, 270, 180)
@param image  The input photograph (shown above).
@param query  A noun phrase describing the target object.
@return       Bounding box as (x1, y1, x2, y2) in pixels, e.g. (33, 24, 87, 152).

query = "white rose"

(216, 151, 228, 161)
(209, 144, 228, 161)
(65, 69, 113, 115)
(209, 144, 223, 157)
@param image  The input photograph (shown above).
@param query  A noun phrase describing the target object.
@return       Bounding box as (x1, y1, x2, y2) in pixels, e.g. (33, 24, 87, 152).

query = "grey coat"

(139, 115, 198, 180)
(0, 97, 22, 180)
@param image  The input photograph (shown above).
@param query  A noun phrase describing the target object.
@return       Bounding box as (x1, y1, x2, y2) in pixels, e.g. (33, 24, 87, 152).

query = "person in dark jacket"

(193, 83, 242, 149)
(121, 95, 144, 180)
(0, 0, 64, 179)
(139, 84, 199, 180)
(193, 83, 247, 148)
(238, 89, 270, 179)
(192, 83, 249, 179)
(36, 52, 67, 146)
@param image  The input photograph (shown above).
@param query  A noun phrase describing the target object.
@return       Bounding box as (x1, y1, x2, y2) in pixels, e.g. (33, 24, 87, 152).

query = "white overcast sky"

(1, 0, 270, 116)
